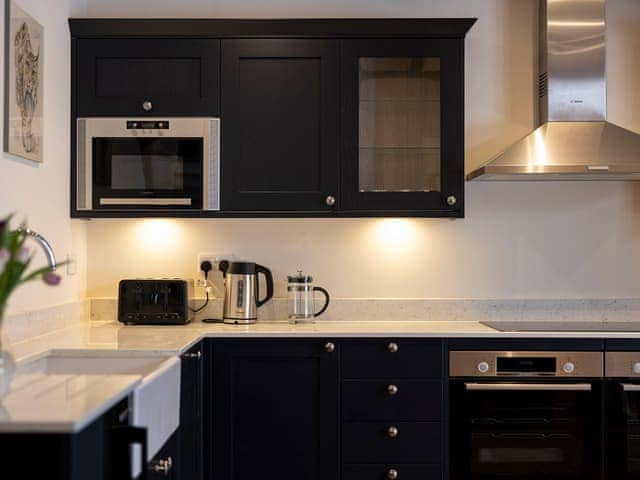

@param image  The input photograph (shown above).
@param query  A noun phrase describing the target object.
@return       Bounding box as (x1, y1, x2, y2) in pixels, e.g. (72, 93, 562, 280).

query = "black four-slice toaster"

(118, 279, 191, 325)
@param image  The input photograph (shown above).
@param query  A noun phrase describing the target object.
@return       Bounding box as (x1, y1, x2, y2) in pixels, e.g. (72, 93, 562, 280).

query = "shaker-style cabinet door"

(209, 340, 340, 480)
(221, 40, 340, 211)
(76, 38, 220, 116)
(178, 343, 203, 480)
(341, 39, 465, 216)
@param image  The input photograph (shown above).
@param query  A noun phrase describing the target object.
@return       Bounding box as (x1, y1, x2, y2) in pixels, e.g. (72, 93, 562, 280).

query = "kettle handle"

(255, 264, 274, 307)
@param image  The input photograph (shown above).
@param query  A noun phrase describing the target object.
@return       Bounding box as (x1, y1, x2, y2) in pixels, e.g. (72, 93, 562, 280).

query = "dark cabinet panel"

(342, 339, 444, 379)
(341, 39, 465, 216)
(342, 421, 442, 463)
(221, 39, 340, 211)
(178, 342, 203, 480)
(343, 379, 443, 421)
(210, 340, 339, 480)
(76, 39, 220, 116)
(0, 399, 132, 480)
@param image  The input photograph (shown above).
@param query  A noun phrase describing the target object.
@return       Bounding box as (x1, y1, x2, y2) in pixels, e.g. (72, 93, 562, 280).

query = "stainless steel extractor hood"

(468, 0, 640, 181)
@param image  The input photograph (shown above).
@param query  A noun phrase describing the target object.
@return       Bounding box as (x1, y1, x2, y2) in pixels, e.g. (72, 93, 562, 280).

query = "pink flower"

(16, 246, 30, 263)
(0, 248, 9, 274)
(42, 271, 61, 286)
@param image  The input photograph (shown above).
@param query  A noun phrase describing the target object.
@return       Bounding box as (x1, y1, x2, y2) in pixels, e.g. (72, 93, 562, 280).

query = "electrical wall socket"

(195, 252, 234, 287)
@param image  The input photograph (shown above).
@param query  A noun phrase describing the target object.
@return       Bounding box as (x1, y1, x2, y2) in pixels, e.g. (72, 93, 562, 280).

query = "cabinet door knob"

(182, 351, 202, 360)
(387, 384, 399, 395)
(387, 425, 399, 438)
(142, 100, 153, 112)
(446, 195, 457, 206)
(387, 468, 399, 480)
(151, 456, 173, 476)
(325, 195, 336, 207)
(324, 342, 335, 353)
(387, 342, 399, 353)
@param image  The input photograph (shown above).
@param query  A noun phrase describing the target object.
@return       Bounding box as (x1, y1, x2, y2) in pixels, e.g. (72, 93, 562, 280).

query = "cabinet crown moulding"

(68, 18, 477, 39)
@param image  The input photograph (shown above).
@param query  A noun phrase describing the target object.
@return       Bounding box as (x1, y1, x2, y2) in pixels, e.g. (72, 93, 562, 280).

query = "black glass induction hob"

(481, 321, 640, 332)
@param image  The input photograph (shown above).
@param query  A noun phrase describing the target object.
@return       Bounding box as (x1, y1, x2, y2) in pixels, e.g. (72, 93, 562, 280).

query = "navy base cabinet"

(178, 342, 204, 480)
(0, 399, 138, 480)
(341, 339, 446, 480)
(208, 339, 340, 480)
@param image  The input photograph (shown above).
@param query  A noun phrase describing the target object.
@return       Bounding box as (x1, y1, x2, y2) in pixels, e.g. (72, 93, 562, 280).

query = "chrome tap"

(17, 228, 57, 271)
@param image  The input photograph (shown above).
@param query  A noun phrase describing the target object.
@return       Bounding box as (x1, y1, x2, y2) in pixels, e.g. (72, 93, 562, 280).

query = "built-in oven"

(76, 117, 219, 211)
(605, 352, 640, 479)
(450, 351, 604, 480)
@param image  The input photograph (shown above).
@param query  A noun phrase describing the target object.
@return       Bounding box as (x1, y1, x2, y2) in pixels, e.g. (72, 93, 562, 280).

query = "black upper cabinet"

(210, 340, 339, 480)
(221, 39, 340, 211)
(70, 19, 474, 217)
(76, 38, 220, 116)
(341, 39, 465, 216)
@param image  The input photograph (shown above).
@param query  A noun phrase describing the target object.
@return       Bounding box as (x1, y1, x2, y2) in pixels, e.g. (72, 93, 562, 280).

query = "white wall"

(0, 0, 86, 315)
(78, 0, 640, 300)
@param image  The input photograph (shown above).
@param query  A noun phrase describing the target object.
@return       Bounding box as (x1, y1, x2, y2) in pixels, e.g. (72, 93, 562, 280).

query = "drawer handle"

(387, 468, 399, 480)
(324, 342, 335, 353)
(387, 342, 399, 353)
(142, 99, 153, 112)
(182, 351, 201, 360)
(387, 384, 399, 395)
(151, 456, 173, 476)
(386, 425, 399, 438)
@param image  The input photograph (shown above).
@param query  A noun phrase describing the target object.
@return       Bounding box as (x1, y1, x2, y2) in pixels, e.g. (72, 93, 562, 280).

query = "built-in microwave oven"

(76, 117, 220, 211)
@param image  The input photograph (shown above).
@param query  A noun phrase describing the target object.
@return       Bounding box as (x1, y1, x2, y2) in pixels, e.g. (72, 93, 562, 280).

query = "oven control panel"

(606, 352, 640, 377)
(450, 351, 603, 377)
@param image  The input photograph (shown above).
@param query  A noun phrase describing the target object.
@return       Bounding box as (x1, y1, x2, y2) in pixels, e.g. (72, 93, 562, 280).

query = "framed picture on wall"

(3, 0, 43, 163)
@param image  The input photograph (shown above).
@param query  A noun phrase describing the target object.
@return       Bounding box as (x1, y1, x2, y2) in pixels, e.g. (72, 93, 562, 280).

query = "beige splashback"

(90, 297, 640, 325)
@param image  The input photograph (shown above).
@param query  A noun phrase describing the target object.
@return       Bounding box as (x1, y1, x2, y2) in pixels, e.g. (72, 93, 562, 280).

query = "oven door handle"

(464, 382, 592, 391)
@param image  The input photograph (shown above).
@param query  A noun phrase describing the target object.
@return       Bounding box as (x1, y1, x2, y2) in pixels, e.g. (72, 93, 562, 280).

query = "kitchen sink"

(17, 350, 181, 474)
(21, 351, 173, 376)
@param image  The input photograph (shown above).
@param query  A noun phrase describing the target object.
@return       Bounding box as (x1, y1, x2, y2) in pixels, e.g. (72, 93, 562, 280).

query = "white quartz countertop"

(11, 319, 640, 363)
(0, 371, 140, 433)
(5, 318, 640, 434)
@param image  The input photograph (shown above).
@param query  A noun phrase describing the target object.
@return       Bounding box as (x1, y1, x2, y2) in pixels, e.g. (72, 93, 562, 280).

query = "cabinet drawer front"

(343, 380, 442, 421)
(77, 39, 220, 116)
(342, 340, 443, 378)
(343, 464, 442, 480)
(342, 422, 441, 463)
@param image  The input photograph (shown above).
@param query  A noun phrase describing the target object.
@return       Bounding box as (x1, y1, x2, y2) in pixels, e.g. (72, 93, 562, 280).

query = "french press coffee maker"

(287, 271, 330, 323)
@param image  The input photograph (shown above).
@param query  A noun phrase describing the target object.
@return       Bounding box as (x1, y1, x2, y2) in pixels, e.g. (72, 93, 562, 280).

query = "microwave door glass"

(93, 137, 203, 208)
(111, 154, 184, 190)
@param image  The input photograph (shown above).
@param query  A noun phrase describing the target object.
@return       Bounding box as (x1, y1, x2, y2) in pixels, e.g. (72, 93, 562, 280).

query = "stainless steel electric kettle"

(218, 260, 274, 324)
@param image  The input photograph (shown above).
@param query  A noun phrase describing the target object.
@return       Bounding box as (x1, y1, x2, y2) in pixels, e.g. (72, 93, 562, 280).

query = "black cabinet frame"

(341, 39, 465, 216)
(69, 18, 475, 218)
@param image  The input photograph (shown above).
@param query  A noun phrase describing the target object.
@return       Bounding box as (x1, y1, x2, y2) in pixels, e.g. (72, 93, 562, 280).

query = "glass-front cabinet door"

(341, 39, 464, 216)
